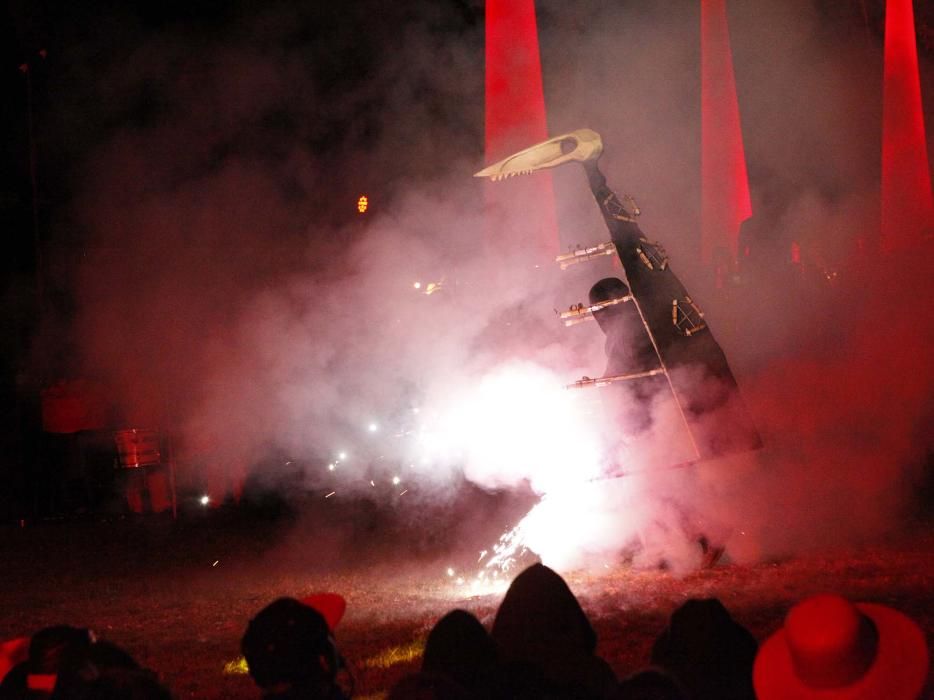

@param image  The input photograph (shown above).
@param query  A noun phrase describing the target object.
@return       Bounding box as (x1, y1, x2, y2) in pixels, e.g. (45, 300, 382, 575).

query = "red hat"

(754, 594, 928, 699)
(300, 593, 347, 632)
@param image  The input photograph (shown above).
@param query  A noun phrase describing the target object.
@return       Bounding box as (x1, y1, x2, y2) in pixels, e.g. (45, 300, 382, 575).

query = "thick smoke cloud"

(49, 0, 932, 567)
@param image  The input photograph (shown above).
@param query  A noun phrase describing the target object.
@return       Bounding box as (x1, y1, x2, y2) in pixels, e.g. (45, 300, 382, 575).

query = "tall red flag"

(484, 0, 559, 258)
(701, 0, 751, 264)
(881, 0, 933, 252)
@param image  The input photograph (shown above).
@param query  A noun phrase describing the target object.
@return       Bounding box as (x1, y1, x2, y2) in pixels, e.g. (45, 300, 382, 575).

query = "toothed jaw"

(491, 169, 535, 181)
(475, 128, 603, 181)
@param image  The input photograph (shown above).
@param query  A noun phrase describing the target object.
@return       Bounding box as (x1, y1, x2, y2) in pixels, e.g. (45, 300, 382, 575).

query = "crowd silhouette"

(1, 563, 928, 699)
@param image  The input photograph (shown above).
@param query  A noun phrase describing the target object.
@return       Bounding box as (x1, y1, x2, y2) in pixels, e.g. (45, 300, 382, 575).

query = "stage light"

(357, 195, 369, 214)
(392, 476, 401, 485)
(413, 281, 421, 289)
(368, 422, 379, 432)
(338, 451, 347, 460)
(328, 463, 336, 471)
(199, 495, 210, 506)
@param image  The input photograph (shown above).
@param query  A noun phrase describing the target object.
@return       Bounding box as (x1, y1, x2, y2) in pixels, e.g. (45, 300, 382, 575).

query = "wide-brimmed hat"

(754, 593, 929, 699)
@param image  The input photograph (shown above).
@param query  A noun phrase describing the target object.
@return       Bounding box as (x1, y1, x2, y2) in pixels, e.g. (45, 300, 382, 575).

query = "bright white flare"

(416, 362, 605, 494)
(412, 362, 668, 577)
(495, 481, 642, 571)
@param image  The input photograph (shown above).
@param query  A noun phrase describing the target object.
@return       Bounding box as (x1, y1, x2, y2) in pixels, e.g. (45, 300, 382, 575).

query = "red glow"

(701, 0, 752, 264)
(881, 0, 933, 252)
(484, 0, 559, 257)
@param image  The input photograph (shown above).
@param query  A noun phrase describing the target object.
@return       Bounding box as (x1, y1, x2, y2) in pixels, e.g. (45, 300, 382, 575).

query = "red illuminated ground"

(1, 508, 932, 699)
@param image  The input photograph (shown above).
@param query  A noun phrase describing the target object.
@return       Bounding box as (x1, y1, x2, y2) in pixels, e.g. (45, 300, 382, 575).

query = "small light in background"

(200, 495, 210, 506)
(368, 422, 379, 433)
(392, 476, 401, 485)
(357, 195, 369, 214)
(338, 451, 347, 461)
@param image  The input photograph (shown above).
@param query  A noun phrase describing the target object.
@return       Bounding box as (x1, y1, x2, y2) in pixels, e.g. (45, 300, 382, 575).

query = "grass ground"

(1, 502, 931, 698)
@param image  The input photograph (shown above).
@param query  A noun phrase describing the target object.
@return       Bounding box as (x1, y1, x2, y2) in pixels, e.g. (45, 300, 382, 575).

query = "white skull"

(474, 128, 604, 181)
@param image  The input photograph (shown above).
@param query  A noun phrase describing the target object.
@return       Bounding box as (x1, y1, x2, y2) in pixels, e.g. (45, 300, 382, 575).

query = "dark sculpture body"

(478, 128, 762, 462)
(583, 161, 762, 459)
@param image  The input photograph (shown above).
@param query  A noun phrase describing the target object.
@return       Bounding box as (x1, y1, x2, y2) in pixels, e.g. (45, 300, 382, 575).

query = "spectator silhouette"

(241, 597, 348, 700)
(650, 598, 756, 700)
(55, 667, 171, 699)
(0, 638, 29, 689)
(0, 626, 94, 699)
(387, 670, 470, 699)
(610, 668, 687, 700)
(753, 593, 929, 699)
(50, 639, 148, 699)
(421, 609, 497, 694)
(0, 628, 170, 700)
(491, 563, 617, 699)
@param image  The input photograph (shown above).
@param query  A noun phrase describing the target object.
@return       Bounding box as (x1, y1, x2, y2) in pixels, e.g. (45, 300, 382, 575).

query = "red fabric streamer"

(701, 0, 752, 264)
(484, 0, 559, 258)
(881, 0, 933, 252)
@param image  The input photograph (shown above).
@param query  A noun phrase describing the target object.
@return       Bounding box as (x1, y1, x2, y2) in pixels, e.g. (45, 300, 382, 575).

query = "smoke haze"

(37, 0, 932, 568)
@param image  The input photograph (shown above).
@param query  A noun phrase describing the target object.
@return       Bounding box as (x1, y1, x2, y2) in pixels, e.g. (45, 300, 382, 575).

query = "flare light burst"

(415, 362, 605, 493)
(411, 363, 629, 593)
(321, 362, 635, 590)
